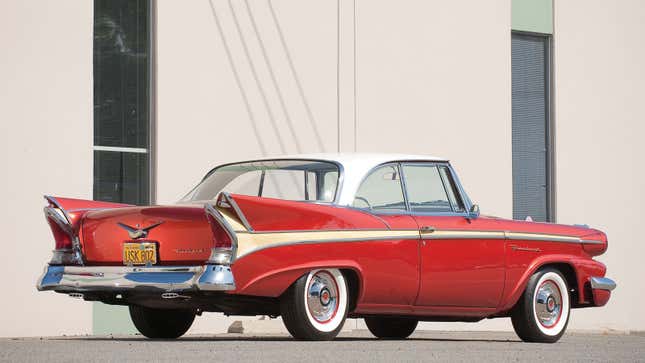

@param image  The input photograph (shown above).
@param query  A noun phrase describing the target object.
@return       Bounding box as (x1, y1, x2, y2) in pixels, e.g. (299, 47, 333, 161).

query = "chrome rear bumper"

(36, 264, 235, 293)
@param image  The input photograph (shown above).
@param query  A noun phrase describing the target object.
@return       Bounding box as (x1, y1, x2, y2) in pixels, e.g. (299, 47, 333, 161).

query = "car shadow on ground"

(54, 335, 520, 344)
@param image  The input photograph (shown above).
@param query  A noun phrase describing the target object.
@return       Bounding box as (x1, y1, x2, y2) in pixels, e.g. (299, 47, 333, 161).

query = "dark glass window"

(511, 32, 552, 222)
(93, 0, 151, 205)
(94, 151, 149, 204)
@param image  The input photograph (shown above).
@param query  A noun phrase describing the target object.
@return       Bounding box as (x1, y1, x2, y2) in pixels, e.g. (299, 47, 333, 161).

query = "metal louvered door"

(511, 32, 552, 222)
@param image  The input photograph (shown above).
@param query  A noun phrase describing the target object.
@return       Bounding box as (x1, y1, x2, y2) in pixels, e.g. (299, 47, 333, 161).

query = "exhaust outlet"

(68, 293, 84, 299)
(161, 292, 190, 300)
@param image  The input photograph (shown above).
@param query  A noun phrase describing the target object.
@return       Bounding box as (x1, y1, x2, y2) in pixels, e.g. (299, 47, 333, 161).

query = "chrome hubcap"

(535, 280, 562, 328)
(306, 271, 338, 323)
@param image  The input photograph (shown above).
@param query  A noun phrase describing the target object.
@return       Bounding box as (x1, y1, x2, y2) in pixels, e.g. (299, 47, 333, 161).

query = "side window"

(222, 170, 262, 196)
(353, 164, 406, 211)
(401, 164, 452, 213)
(262, 170, 305, 200)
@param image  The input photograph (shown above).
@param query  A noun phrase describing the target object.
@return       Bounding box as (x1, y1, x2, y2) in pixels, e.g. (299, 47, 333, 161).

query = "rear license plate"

(123, 242, 157, 265)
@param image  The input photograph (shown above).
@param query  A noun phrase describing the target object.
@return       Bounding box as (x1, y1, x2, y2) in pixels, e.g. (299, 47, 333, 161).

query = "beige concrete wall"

(553, 0, 645, 331)
(0, 1, 94, 337)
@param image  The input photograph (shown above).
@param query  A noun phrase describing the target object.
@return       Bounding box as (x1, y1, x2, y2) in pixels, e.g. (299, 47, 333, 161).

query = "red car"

(37, 154, 615, 342)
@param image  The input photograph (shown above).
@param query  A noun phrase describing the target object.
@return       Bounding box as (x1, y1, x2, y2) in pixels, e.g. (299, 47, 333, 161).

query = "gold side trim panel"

(218, 207, 248, 232)
(235, 230, 421, 258)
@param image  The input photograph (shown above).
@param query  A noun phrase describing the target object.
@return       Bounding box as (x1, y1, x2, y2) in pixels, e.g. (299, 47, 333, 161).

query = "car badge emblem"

(117, 221, 164, 240)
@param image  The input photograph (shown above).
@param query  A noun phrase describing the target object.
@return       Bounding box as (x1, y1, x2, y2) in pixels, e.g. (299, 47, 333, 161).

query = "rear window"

(182, 160, 340, 203)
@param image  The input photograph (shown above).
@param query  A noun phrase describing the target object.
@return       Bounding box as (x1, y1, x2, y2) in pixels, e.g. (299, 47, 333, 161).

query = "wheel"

(511, 268, 570, 343)
(129, 306, 195, 339)
(280, 268, 349, 341)
(365, 317, 418, 339)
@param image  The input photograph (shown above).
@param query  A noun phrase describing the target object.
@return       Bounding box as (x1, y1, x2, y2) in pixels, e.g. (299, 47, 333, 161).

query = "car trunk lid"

(81, 205, 213, 265)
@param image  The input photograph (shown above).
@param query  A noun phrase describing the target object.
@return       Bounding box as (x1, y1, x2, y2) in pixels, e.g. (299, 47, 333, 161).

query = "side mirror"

(468, 204, 480, 219)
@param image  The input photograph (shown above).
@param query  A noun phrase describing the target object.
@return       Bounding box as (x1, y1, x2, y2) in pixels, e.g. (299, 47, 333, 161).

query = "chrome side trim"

(590, 276, 616, 291)
(231, 227, 603, 260)
(238, 228, 419, 234)
(424, 230, 505, 240)
(580, 239, 606, 245)
(505, 232, 581, 243)
(207, 227, 601, 243)
(221, 192, 253, 232)
(419, 229, 602, 245)
(36, 264, 235, 292)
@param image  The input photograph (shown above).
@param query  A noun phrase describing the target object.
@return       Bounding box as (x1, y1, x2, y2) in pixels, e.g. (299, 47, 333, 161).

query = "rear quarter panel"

(231, 239, 419, 307)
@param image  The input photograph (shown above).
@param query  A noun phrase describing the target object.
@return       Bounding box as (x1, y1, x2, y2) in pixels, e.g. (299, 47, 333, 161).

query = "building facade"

(1, 0, 643, 336)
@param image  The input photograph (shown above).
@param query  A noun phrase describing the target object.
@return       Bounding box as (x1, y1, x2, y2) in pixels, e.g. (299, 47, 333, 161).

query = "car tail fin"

(204, 195, 242, 265)
(43, 195, 132, 265)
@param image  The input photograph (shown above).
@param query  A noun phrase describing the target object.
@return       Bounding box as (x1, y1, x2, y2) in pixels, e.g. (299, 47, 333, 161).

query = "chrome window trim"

(397, 162, 412, 212)
(399, 162, 458, 214)
(188, 158, 344, 204)
(351, 160, 474, 218)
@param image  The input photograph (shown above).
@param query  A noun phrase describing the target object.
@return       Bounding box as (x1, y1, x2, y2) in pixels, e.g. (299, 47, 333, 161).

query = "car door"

(351, 163, 420, 307)
(401, 163, 505, 308)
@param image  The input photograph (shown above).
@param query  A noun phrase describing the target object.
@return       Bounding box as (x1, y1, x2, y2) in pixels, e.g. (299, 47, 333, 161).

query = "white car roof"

(241, 153, 449, 205)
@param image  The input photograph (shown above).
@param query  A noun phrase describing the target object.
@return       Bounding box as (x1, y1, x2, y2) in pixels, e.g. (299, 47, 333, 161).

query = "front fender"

(499, 254, 606, 312)
(232, 259, 364, 299)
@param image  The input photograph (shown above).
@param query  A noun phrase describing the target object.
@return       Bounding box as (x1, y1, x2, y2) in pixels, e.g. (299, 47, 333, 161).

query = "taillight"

(205, 204, 237, 265)
(206, 212, 233, 249)
(46, 214, 73, 250)
(43, 201, 82, 265)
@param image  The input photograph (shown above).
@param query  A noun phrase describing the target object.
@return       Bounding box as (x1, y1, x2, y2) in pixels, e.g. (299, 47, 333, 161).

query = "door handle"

(420, 226, 435, 233)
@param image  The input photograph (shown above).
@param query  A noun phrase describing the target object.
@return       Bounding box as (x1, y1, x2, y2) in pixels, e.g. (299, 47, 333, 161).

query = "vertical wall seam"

(149, 0, 157, 205)
(353, 0, 357, 152)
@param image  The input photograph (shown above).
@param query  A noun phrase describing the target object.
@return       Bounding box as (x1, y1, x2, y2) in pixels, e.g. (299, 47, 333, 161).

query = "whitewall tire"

(281, 268, 348, 340)
(511, 268, 570, 343)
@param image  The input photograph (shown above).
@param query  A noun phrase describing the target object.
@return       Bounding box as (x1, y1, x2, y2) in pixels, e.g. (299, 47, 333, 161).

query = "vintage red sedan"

(37, 153, 615, 342)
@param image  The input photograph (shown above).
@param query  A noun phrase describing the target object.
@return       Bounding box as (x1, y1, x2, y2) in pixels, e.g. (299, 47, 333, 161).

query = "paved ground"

(1, 331, 643, 363)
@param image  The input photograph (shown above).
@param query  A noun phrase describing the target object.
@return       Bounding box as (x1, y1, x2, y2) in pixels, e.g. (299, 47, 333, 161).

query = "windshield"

(181, 160, 340, 203)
